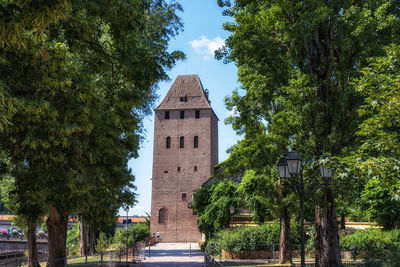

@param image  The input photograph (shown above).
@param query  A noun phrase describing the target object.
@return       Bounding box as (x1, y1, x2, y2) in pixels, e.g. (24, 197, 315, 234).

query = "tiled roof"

(155, 74, 212, 110)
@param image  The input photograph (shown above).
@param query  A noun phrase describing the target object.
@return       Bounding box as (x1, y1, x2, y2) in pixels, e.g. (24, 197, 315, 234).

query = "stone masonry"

(150, 75, 218, 242)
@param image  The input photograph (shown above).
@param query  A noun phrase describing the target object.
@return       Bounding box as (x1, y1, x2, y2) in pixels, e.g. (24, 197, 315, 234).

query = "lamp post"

(277, 151, 332, 267)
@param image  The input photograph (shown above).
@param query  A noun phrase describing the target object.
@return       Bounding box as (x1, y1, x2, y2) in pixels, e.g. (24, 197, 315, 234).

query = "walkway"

(136, 243, 204, 266)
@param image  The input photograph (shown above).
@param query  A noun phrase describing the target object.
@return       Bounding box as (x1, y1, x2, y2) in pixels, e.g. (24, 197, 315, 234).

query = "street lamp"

(277, 151, 332, 267)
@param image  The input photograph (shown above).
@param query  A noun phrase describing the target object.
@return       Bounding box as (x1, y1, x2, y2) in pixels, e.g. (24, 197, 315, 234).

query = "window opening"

(159, 208, 167, 224)
(166, 136, 171, 149)
(182, 193, 187, 201)
(177, 167, 181, 172)
(164, 170, 168, 174)
(180, 110, 185, 119)
(165, 111, 170, 119)
(179, 95, 188, 102)
(195, 110, 200, 118)
(194, 136, 198, 148)
(194, 166, 198, 171)
(180, 136, 184, 148)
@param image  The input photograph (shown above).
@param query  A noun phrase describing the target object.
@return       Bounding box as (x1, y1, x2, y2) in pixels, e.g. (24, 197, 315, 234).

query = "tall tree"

(0, 1, 184, 267)
(217, 0, 400, 266)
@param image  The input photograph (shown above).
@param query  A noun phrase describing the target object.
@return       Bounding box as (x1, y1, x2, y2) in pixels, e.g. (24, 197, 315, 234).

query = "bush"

(112, 223, 150, 249)
(66, 225, 79, 256)
(205, 238, 222, 257)
(128, 223, 150, 244)
(340, 229, 400, 266)
(96, 232, 109, 254)
(217, 224, 280, 253)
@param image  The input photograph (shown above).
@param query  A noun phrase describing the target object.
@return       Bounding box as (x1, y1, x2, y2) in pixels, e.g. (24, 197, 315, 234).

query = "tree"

(217, 1, 400, 266)
(0, 1, 184, 267)
(352, 44, 400, 186)
(192, 180, 241, 236)
(360, 178, 400, 230)
(238, 169, 297, 264)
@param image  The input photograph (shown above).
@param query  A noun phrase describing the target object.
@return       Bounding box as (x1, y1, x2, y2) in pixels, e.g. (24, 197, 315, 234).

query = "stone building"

(150, 75, 218, 242)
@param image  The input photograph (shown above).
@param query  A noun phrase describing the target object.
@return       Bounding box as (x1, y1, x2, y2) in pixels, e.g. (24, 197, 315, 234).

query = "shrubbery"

(66, 225, 79, 256)
(340, 229, 400, 266)
(112, 223, 150, 249)
(206, 223, 301, 254)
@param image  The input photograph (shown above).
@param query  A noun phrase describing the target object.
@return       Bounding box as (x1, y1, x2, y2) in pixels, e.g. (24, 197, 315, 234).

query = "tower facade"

(150, 75, 218, 242)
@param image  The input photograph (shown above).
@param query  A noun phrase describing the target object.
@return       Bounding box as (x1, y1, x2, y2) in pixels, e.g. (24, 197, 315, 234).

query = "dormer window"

(179, 95, 188, 102)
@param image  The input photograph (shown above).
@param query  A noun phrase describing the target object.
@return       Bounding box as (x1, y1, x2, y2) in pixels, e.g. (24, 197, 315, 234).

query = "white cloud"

(190, 36, 225, 60)
(227, 106, 238, 116)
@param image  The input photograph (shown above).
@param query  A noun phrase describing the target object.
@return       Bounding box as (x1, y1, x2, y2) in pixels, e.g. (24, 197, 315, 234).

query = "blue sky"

(122, 0, 241, 216)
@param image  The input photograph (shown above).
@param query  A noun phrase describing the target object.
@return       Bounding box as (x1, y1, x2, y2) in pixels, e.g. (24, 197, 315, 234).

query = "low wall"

(222, 249, 354, 260)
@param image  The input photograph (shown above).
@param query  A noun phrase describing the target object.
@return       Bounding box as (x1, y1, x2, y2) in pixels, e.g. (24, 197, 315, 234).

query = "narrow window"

(165, 111, 170, 120)
(180, 110, 185, 119)
(194, 166, 198, 172)
(194, 136, 198, 148)
(166, 136, 171, 149)
(182, 193, 187, 201)
(195, 110, 200, 119)
(177, 167, 181, 172)
(180, 136, 184, 148)
(159, 208, 167, 224)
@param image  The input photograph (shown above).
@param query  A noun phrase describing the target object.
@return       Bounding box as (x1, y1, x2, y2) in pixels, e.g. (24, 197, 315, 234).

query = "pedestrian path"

(135, 243, 204, 266)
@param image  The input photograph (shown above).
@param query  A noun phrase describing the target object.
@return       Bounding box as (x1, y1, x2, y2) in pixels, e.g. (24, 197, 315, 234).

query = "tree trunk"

(88, 225, 96, 254)
(46, 205, 68, 267)
(279, 206, 292, 264)
(27, 222, 40, 267)
(79, 220, 88, 256)
(315, 185, 341, 267)
(340, 214, 346, 229)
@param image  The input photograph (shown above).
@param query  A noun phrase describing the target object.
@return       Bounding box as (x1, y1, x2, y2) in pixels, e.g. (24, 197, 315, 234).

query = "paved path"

(135, 243, 204, 266)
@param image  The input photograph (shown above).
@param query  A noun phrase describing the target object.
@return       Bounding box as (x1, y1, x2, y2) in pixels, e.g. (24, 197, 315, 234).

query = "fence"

(204, 250, 224, 267)
(204, 243, 394, 267)
(0, 241, 147, 267)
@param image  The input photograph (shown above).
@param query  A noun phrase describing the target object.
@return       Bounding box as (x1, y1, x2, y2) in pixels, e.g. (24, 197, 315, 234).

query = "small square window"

(194, 166, 198, 171)
(165, 111, 170, 119)
(195, 110, 200, 119)
(177, 167, 181, 172)
(180, 110, 185, 119)
(182, 193, 187, 201)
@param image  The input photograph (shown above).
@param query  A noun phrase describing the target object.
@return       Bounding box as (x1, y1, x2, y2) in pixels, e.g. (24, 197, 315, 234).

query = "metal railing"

(204, 250, 225, 267)
(0, 241, 147, 267)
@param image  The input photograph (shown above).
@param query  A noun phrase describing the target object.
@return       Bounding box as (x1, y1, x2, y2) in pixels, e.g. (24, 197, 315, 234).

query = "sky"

(121, 0, 242, 216)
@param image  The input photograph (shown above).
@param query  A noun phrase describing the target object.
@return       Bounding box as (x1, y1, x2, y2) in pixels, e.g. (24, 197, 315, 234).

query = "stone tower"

(150, 75, 218, 242)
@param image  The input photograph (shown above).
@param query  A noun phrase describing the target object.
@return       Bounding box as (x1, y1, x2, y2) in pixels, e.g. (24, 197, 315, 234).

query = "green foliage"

(207, 224, 291, 253)
(128, 223, 150, 245)
(112, 223, 150, 249)
(238, 170, 278, 224)
(340, 229, 400, 265)
(193, 180, 241, 235)
(0, 0, 184, 261)
(95, 232, 109, 254)
(216, 1, 400, 261)
(359, 178, 400, 229)
(67, 225, 80, 256)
